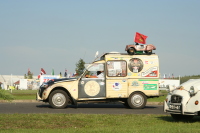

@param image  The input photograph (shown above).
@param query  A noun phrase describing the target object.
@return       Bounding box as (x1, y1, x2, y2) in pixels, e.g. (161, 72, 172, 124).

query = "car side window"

(107, 61, 127, 77)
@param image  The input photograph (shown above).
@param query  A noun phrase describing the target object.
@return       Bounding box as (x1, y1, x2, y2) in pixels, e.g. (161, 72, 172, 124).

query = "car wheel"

(127, 47, 135, 55)
(145, 50, 152, 55)
(49, 90, 69, 109)
(128, 92, 147, 109)
(171, 114, 194, 121)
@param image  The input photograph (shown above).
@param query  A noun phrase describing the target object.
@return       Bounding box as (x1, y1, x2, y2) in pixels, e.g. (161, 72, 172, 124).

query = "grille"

(171, 95, 182, 103)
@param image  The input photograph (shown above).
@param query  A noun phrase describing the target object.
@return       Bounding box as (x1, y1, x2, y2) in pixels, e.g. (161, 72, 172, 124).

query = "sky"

(0, 0, 200, 77)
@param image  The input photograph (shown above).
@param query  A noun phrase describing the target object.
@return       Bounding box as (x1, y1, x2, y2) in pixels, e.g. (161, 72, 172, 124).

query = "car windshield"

(82, 63, 104, 78)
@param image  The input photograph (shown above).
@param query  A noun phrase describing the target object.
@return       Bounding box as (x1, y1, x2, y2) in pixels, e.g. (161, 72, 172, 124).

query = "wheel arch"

(129, 91, 147, 98)
(48, 86, 76, 105)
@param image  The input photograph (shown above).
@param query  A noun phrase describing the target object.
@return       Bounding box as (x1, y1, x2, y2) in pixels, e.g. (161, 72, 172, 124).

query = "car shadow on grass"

(156, 115, 200, 123)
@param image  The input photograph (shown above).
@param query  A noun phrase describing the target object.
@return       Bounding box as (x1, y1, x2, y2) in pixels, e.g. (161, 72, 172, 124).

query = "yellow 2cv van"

(36, 52, 160, 109)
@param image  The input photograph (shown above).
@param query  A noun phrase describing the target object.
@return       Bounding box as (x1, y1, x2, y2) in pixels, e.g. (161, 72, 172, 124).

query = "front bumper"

(36, 92, 42, 101)
(164, 100, 198, 115)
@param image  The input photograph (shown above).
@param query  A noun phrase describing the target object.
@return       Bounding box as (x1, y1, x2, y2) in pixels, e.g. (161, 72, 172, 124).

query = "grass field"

(1, 90, 200, 132)
(2, 76, 200, 132)
(0, 114, 200, 133)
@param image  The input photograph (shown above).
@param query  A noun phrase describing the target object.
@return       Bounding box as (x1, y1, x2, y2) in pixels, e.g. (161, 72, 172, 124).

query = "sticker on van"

(143, 84, 157, 90)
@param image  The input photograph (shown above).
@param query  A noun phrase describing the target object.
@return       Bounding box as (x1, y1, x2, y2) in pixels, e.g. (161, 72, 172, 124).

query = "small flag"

(134, 32, 148, 44)
(64, 69, 67, 77)
(163, 74, 166, 79)
(41, 68, 46, 74)
(38, 68, 46, 79)
(28, 68, 31, 74)
(51, 69, 54, 75)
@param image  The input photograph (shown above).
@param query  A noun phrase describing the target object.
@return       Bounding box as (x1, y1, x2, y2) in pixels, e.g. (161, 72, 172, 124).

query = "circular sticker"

(112, 82, 121, 91)
(128, 58, 143, 73)
(84, 81, 100, 96)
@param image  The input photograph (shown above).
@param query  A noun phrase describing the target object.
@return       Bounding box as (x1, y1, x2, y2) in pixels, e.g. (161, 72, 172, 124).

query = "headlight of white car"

(189, 86, 196, 96)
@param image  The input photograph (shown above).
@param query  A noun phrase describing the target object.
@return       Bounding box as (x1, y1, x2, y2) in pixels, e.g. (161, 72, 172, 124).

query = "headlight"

(41, 83, 49, 88)
(189, 86, 195, 96)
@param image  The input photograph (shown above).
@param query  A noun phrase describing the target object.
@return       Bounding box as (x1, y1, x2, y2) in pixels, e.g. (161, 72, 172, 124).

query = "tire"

(128, 92, 147, 109)
(145, 50, 152, 55)
(127, 47, 135, 55)
(171, 114, 194, 121)
(49, 90, 69, 109)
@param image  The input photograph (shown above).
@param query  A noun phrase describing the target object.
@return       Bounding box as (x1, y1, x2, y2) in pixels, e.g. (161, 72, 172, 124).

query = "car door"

(78, 63, 106, 99)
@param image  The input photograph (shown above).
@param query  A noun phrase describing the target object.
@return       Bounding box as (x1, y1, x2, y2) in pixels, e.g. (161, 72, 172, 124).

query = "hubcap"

(131, 94, 144, 107)
(52, 93, 66, 107)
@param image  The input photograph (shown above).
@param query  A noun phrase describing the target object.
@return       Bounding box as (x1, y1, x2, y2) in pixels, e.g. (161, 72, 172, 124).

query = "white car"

(164, 79, 200, 121)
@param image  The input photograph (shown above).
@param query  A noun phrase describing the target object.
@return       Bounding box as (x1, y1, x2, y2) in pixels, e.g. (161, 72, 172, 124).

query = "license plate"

(169, 104, 181, 110)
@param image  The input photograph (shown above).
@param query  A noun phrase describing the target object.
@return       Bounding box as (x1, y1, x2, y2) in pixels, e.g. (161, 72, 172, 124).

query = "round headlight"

(42, 83, 49, 88)
(189, 86, 195, 96)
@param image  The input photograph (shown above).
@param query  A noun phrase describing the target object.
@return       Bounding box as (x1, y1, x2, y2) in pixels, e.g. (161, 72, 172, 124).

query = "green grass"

(0, 114, 200, 133)
(147, 90, 168, 102)
(148, 95, 166, 102)
(0, 90, 37, 100)
(9, 90, 37, 94)
(10, 90, 37, 100)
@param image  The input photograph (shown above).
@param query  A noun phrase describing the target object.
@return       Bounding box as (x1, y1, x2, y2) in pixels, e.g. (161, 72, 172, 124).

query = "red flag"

(28, 68, 31, 74)
(38, 68, 46, 79)
(41, 68, 46, 74)
(134, 32, 148, 44)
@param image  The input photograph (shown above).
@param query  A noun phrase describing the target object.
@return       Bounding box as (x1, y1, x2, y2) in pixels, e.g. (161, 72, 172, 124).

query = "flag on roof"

(134, 32, 148, 44)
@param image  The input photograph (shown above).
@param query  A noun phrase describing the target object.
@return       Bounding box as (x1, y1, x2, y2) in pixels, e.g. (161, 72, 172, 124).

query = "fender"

(41, 78, 78, 100)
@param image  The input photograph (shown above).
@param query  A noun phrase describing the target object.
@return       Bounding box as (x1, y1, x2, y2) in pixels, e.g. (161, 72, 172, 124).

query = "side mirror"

(95, 51, 99, 58)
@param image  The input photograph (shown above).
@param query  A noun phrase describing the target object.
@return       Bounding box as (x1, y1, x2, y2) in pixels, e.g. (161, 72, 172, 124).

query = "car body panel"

(37, 53, 160, 108)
